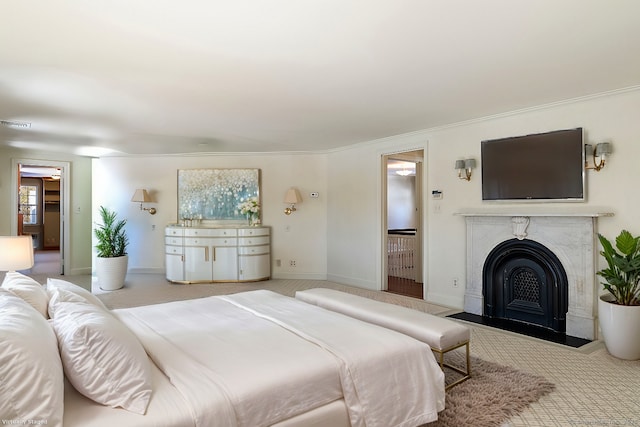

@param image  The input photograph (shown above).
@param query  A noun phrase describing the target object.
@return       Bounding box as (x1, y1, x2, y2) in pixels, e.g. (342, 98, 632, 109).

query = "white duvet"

(115, 290, 445, 427)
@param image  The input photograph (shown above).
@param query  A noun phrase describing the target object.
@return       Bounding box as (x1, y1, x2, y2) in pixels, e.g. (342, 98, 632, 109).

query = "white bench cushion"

(295, 288, 470, 351)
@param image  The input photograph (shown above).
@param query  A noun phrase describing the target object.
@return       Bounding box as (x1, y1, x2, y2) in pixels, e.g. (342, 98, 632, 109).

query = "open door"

(17, 164, 23, 236)
(12, 159, 69, 275)
(382, 150, 424, 299)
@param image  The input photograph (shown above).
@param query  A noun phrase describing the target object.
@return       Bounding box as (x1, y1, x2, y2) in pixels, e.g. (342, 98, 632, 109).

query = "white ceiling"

(1, 1, 639, 157)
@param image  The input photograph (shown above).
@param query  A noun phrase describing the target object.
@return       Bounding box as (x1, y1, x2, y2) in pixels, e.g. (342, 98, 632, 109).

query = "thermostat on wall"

(432, 190, 443, 199)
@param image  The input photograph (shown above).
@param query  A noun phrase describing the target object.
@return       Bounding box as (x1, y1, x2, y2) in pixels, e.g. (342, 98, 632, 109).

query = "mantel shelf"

(454, 207, 614, 218)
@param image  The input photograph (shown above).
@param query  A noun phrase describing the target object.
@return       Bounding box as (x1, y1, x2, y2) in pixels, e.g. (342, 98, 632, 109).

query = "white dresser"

(165, 225, 270, 283)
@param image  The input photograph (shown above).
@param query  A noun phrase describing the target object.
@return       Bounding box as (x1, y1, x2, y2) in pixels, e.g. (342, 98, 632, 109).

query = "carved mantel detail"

(511, 216, 530, 240)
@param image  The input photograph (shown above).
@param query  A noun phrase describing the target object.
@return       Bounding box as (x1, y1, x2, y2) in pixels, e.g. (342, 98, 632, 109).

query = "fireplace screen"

(483, 239, 568, 332)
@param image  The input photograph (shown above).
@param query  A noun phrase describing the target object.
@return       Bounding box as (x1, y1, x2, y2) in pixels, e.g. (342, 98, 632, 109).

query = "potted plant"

(94, 206, 129, 291)
(596, 230, 640, 360)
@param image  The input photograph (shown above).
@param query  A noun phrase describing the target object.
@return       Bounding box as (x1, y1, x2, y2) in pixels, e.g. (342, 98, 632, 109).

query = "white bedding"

(63, 361, 195, 427)
(113, 290, 445, 427)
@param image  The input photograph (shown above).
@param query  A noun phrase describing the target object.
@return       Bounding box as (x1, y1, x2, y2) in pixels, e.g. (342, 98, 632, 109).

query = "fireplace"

(483, 238, 568, 333)
(458, 209, 613, 341)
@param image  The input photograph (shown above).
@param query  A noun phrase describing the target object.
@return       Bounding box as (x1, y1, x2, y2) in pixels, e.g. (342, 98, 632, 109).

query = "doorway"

(11, 159, 69, 276)
(382, 150, 424, 299)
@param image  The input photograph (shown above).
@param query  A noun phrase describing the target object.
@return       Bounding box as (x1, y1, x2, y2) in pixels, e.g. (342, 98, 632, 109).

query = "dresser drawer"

(165, 227, 184, 237)
(184, 228, 237, 237)
(184, 237, 238, 247)
(238, 227, 270, 237)
(238, 236, 270, 246)
(165, 236, 183, 245)
(238, 245, 270, 256)
(165, 245, 184, 255)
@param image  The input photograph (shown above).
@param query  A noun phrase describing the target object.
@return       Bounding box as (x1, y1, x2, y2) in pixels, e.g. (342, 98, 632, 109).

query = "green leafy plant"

(597, 230, 640, 306)
(94, 206, 129, 258)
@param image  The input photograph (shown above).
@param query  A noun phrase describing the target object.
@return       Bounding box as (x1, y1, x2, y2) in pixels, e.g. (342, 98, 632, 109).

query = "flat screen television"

(481, 128, 585, 201)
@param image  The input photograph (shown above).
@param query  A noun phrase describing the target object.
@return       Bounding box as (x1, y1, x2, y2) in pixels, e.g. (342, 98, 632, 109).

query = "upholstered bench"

(295, 288, 471, 389)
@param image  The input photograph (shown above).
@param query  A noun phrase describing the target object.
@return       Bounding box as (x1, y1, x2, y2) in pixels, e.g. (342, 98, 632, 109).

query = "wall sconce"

(0, 236, 34, 272)
(585, 142, 612, 171)
(284, 188, 302, 215)
(455, 158, 476, 181)
(131, 189, 157, 215)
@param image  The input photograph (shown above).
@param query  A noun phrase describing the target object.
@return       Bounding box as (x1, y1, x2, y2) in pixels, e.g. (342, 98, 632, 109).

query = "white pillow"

(2, 272, 49, 318)
(0, 288, 64, 427)
(48, 287, 152, 414)
(47, 277, 108, 311)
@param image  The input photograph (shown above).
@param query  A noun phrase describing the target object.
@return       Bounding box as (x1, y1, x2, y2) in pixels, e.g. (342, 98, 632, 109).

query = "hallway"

(30, 250, 61, 275)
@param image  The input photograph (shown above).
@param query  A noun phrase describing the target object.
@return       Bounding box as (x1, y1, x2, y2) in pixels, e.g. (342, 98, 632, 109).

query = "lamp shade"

(464, 158, 476, 169)
(595, 142, 612, 156)
(454, 160, 465, 170)
(284, 188, 302, 204)
(131, 189, 152, 203)
(0, 236, 34, 271)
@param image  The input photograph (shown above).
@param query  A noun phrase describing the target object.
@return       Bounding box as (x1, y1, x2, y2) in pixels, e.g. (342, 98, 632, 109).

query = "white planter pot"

(96, 255, 128, 291)
(598, 294, 640, 360)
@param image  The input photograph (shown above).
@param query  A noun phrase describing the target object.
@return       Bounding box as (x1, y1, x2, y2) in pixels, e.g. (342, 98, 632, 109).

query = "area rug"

(423, 351, 556, 427)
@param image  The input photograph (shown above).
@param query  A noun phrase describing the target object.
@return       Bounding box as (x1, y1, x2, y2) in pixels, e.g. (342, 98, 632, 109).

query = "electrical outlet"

(276, 259, 281, 267)
(289, 260, 296, 267)
(453, 277, 459, 287)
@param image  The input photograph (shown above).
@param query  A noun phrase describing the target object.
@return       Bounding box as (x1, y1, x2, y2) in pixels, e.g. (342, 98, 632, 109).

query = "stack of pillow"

(0, 272, 153, 426)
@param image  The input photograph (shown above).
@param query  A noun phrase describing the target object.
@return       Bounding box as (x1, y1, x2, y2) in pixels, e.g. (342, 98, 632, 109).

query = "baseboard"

(128, 267, 165, 275)
(326, 273, 378, 291)
(65, 267, 92, 276)
(427, 291, 463, 310)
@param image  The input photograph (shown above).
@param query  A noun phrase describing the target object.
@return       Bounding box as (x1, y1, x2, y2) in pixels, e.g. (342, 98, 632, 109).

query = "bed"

(0, 273, 445, 427)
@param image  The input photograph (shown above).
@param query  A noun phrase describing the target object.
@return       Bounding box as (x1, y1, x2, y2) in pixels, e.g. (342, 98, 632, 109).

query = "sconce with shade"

(284, 188, 302, 215)
(131, 189, 157, 215)
(0, 236, 34, 272)
(585, 142, 612, 171)
(455, 158, 476, 181)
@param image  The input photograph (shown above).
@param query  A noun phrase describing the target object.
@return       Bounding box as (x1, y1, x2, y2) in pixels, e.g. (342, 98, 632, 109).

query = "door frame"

(11, 158, 70, 275)
(381, 149, 424, 294)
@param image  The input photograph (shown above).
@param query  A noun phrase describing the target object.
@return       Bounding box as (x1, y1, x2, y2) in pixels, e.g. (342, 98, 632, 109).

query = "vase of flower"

(238, 197, 261, 227)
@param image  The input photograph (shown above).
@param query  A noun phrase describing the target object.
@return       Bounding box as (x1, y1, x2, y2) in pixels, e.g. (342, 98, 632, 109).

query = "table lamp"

(0, 236, 35, 272)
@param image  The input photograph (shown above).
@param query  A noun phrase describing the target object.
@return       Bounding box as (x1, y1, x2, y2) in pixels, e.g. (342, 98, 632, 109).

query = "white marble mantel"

(458, 208, 613, 340)
(455, 207, 614, 218)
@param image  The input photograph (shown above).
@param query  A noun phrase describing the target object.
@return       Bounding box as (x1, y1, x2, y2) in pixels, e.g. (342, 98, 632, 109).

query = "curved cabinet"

(165, 227, 184, 282)
(165, 225, 270, 283)
(238, 228, 271, 281)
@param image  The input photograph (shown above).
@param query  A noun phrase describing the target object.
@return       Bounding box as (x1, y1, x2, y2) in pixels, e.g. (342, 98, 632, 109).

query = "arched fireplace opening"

(483, 239, 568, 333)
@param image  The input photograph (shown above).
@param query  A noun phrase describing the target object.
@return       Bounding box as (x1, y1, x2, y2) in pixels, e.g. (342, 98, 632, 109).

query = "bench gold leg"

(433, 341, 471, 390)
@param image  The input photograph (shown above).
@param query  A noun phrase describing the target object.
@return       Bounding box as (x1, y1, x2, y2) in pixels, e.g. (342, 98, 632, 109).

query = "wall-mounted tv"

(481, 128, 585, 202)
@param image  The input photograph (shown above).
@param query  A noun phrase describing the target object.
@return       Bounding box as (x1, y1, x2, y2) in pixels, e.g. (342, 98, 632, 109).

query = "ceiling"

(1, 1, 640, 157)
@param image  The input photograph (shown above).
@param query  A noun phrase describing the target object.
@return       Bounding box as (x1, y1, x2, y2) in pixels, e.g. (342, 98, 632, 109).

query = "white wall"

(327, 88, 640, 308)
(93, 153, 328, 280)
